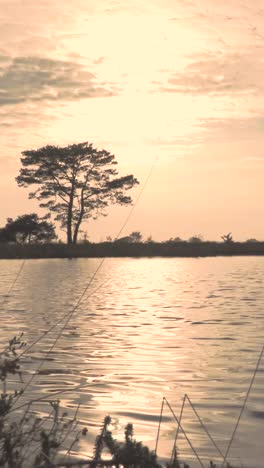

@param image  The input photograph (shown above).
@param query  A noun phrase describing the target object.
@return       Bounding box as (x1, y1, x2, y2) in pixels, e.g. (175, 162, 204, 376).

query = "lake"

(0, 256, 263, 467)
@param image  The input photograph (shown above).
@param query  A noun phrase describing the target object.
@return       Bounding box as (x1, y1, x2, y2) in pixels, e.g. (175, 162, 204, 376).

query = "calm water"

(0, 257, 263, 467)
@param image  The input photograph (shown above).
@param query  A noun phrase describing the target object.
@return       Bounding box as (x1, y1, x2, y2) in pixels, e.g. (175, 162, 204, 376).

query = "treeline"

(1, 239, 264, 259)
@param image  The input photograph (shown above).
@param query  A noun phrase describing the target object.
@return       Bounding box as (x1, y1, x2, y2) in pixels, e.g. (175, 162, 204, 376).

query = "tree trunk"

(67, 223, 72, 244)
(67, 187, 74, 244)
(72, 220, 82, 244)
(72, 190, 85, 244)
(72, 208, 84, 244)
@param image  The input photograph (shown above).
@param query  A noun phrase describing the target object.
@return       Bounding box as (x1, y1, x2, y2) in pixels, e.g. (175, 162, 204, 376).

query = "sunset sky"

(1, 0, 264, 241)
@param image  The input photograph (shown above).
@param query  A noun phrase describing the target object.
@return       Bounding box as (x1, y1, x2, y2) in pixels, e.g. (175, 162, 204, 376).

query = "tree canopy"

(0, 213, 57, 243)
(115, 231, 143, 243)
(16, 142, 139, 244)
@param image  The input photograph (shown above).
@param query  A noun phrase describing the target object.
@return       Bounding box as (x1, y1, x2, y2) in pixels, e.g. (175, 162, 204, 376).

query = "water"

(0, 256, 263, 467)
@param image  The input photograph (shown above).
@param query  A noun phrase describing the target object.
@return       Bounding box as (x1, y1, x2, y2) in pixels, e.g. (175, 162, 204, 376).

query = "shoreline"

(1, 241, 264, 259)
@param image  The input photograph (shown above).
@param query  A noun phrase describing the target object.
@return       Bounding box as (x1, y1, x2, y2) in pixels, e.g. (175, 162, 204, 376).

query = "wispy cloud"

(198, 115, 264, 136)
(0, 56, 118, 106)
(156, 51, 264, 96)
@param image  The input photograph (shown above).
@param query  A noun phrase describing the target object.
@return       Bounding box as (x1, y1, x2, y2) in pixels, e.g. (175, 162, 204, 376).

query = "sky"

(1, 0, 264, 242)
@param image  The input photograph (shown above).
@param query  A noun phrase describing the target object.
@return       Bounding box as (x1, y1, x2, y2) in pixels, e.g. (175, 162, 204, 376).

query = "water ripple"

(0, 257, 263, 466)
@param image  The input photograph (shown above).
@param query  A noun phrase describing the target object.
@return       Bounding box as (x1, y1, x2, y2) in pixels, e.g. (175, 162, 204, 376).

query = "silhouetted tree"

(188, 235, 203, 243)
(145, 235, 153, 243)
(16, 142, 139, 244)
(172, 236, 183, 242)
(221, 232, 233, 243)
(116, 231, 142, 243)
(0, 227, 14, 243)
(129, 231, 142, 243)
(165, 236, 183, 243)
(81, 232, 90, 244)
(1, 214, 57, 243)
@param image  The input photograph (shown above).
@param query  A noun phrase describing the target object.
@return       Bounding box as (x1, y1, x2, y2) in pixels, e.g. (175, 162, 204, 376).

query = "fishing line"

(0, 258, 26, 312)
(221, 343, 264, 467)
(6, 258, 26, 296)
(0, 259, 27, 356)
(154, 396, 164, 455)
(11, 156, 158, 408)
(156, 394, 224, 467)
(169, 394, 186, 465)
(163, 397, 205, 468)
(19, 157, 158, 359)
(181, 394, 224, 460)
(9, 381, 95, 414)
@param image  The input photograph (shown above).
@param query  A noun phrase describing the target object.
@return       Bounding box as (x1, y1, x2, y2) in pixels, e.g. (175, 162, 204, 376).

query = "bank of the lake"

(1, 241, 264, 259)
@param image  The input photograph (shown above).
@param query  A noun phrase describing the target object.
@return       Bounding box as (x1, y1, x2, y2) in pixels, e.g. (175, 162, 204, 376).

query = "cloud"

(156, 51, 263, 96)
(198, 115, 264, 139)
(93, 57, 105, 65)
(0, 56, 118, 106)
(190, 115, 264, 171)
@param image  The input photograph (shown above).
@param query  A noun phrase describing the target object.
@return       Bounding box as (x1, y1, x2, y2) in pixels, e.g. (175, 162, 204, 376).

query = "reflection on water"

(0, 257, 264, 467)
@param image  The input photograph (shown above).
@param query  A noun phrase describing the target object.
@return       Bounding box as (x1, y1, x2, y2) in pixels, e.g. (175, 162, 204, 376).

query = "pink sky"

(0, 0, 264, 241)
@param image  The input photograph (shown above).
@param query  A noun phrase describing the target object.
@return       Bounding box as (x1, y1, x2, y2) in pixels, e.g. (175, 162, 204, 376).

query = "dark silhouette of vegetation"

(0, 335, 238, 467)
(91, 416, 161, 468)
(0, 337, 176, 467)
(16, 142, 139, 245)
(0, 213, 57, 243)
(188, 235, 203, 244)
(145, 235, 153, 243)
(115, 231, 143, 243)
(1, 239, 264, 259)
(167, 237, 183, 243)
(0, 228, 263, 258)
(221, 233, 233, 244)
(0, 335, 88, 467)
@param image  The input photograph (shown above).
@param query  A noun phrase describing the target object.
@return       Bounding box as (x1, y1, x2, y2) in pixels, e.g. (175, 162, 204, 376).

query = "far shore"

(1, 240, 264, 259)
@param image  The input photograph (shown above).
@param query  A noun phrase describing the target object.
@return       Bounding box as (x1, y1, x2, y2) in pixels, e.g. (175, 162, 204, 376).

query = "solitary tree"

(16, 142, 139, 244)
(1, 213, 57, 243)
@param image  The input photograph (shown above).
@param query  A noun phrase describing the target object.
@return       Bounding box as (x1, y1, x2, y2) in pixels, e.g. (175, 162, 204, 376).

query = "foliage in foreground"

(0, 335, 165, 468)
(92, 416, 161, 468)
(0, 334, 88, 467)
(0, 336, 235, 467)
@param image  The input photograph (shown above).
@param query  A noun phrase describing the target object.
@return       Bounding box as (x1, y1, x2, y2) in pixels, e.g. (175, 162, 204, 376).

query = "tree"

(128, 231, 142, 243)
(16, 142, 139, 244)
(116, 231, 143, 243)
(0, 214, 57, 243)
(145, 235, 153, 243)
(0, 227, 14, 243)
(173, 236, 183, 242)
(221, 232, 233, 243)
(165, 236, 183, 243)
(188, 235, 203, 243)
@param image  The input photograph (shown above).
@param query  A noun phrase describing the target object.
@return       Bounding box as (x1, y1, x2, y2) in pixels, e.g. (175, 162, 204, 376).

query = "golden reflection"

(1, 258, 264, 466)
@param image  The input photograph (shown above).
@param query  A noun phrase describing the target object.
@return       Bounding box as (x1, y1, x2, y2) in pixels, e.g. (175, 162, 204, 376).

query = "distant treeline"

(1, 240, 264, 259)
